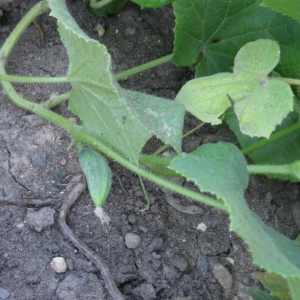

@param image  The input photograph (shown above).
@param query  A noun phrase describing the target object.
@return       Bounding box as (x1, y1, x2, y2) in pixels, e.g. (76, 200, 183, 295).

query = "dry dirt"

(0, 1, 299, 299)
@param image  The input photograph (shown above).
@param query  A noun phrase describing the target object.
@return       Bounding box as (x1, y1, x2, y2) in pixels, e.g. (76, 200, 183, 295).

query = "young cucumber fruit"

(79, 148, 112, 211)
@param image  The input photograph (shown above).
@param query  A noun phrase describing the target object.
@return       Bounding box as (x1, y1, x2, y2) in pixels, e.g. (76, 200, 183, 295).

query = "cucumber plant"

(1, 0, 300, 299)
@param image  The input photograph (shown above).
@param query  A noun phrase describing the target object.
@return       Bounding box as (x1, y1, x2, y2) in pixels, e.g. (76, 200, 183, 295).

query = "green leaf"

(248, 287, 279, 300)
(121, 89, 184, 154)
(172, 0, 300, 79)
(261, 0, 300, 23)
(256, 272, 291, 300)
(225, 108, 300, 180)
(287, 277, 300, 300)
(49, 0, 184, 162)
(175, 40, 294, 138)
(87, 0, 128, 17)
(131, 0, 174, 9)
(169, 142, 300, 280)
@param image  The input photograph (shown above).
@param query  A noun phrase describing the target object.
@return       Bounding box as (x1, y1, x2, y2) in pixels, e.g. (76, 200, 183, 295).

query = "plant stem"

(0, 1, 49, 59)
(242, 122, 300, 155)
(0, 74, 68, 84)
(115, 54, 173, 80)
(89, 0, 113, 9)
(0, 0, 227, 213)
(70, 129, 228, 212)
(152, 122, 205, 156)
(1, 80, 227, 213)
(139, 155, 171, 166)
(247, 164, 291, 176)
(42, 91, 71, 108)
(276, 77, 300, 86)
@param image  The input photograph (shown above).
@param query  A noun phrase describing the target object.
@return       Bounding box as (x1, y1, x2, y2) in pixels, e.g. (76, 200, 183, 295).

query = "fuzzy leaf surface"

(122, 90, 184, 153)
(173, 0, 300, 79)
(261, 0, 300, 22)
(131, 0, 174, 8)
(175, 40, 293, 138)
(169, 142, 300, 279)
(49, 0, 184, 162)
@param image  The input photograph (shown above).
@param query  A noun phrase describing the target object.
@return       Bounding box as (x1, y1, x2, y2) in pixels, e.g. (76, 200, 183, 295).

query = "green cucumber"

(79, 148, 112, 208)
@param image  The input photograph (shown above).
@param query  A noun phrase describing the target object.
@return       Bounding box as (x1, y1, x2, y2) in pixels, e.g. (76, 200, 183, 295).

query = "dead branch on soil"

(59, 174, 124, 300)
(0, 198, 57, 206)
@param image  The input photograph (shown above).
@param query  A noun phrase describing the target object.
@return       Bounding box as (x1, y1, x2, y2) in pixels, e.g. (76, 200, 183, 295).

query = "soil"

(0, 1, 299, 300)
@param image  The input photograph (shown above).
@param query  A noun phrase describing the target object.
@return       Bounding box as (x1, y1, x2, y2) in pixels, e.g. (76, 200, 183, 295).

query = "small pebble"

(128, 214, 137, 224)
(198, 260, 209, 271)
(60, 157, 67, 166)
(0, 288, 10, 300)
(213, 263, 233, 290)
(36, 150, 47, 167)
(147, 238, 164, 253)
(197, 222, 207, 232)
(125, 233, 141, 249)
(50, 257, 68, 273)
(140, 283, 156, 300)
(26, 207, 55, 232)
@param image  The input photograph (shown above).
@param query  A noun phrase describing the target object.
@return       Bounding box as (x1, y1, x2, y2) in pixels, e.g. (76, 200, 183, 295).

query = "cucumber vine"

(1, 0, 300, 299)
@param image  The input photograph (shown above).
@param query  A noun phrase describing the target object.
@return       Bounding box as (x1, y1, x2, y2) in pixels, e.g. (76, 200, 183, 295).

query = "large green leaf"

(49, 0, 184, 162)
(131, 0, 174, 9)
(175, 40, 294, 138)
(172, 0, 300, 79)
(261, 0, 300, 23)
(225, 108, 300, 181)
(169, 143, 300, 279)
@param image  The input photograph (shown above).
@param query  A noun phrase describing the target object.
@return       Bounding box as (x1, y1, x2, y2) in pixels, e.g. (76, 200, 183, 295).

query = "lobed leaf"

(169, 143, 300, 280)
(261, 0, 300, 23)
(173, 0, 300, 79)
(176, 40, 294, 138)
(49, 0, 184, 163)
(225, 109, 300, 181)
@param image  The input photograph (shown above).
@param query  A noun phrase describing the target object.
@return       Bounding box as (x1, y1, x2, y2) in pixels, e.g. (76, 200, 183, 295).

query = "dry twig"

(0, 198, 57, 206)
(59, 175, 124, 300)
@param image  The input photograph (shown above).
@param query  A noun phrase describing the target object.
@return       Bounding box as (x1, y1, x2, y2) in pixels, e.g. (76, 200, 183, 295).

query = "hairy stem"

(0, 74, 68, 83)
(242, 122, 300, 155)
(115, 54, 173, 80)
(42, 91, 71, 109)
(277, 77, 300, 86)
(247, 164, 291, 176)
(0, 1, 49, 59)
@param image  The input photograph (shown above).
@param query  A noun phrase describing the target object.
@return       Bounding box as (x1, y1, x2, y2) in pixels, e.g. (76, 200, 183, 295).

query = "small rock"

(198, 260, 209, 271)
(128, 214, 137, 224)
(292, 201, 300, 230)
(147, 237, 164, 253)
(132, 283, 156, 300)
(25, 275, 40, 284)
(171, 256, 189, 273)
(196, 222, 207, 232)
(0, 288, 10, 300)
(125, 233, 141, 249)
(213, 263, 233, 290)
(50, 257, 68, 273)
(26, 207, 55, 232)
(60, 157, 67, 166)
(36, 150, 47, 167)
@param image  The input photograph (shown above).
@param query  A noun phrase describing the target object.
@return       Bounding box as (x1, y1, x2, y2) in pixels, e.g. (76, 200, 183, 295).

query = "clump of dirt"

(0, 1, 299, 299)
